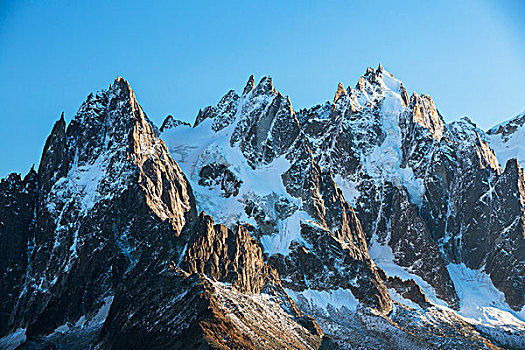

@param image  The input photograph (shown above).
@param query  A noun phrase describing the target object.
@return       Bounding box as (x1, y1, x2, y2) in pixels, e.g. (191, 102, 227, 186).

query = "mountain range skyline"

(1, 2, 525, 348)
(1, 0, 524, 177)
(1, 65, 524, 349)
(2, 66, 524, 179)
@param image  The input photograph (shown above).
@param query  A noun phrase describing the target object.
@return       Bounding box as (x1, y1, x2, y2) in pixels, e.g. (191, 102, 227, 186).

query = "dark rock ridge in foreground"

(0, 69, 524, 349)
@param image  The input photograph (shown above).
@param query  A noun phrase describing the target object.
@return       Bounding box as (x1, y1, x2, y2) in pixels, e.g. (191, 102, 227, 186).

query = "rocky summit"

(1, 68, 524, 350)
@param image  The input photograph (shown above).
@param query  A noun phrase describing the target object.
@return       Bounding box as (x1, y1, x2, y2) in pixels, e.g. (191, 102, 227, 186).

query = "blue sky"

(1, 0, 524, 177)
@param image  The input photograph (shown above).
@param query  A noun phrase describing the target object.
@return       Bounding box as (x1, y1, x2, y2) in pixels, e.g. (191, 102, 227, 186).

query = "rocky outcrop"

(159, 115, 190, 132)
(100, 265, 323, 350)
(198, 163, 242, 198)
(483, 159, 525, 308)
(100, 268, 258, 350)
(38, 114, 68, 195)
(0, 170, 37, 335)
(385, 276, 431, 309)
(180, 212, 270, 294)
(239, 92, 301, 168)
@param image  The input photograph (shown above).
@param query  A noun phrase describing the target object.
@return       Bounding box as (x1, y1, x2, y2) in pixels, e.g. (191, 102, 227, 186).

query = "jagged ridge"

(0, 67, 524, 350)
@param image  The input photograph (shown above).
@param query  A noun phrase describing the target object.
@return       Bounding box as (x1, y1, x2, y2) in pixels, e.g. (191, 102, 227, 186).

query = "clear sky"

(1, 0, 524, 177)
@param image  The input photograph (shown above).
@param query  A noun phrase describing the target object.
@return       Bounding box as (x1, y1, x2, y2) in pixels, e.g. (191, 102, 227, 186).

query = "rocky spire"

(6, 76, 197, 337)
(160, 115, 190, 132)
(405, 92, 445, 141)
(334, 82, 347, 103)
(254, 76, 275, 95)
(38, 112, 67, 195)
(243, 74, 255, 95)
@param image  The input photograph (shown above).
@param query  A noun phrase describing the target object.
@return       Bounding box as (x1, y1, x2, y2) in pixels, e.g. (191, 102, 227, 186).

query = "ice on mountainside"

(161, 78, 302, 252)
(160, 66, 525, 349)
(285, 288, 360, 316)
(488, 111, 525, 167)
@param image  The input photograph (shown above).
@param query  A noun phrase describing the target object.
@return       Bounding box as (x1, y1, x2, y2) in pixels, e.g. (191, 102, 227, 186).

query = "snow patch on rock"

(446, 263, 525, 328)
(487, 111, 525, 167)
(0, 328, 26, 350)
(285, 288, 359, 316)
(368, 233, 446, 306)
(259, 210, 311, 256)
(161, 106, 302, 250)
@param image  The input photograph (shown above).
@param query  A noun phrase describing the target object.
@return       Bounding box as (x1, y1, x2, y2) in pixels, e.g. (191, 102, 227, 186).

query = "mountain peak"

(113, 75, 128, 85)
(504, 157, 521, 173)
(112, 76, 130, 90)
(160, 115, 191, 132)
(487, 111, 525, 168)
(243, 74, 255, 95)
(459, 115, 477, 127)
(488, 111, 525, 137)
(357, 65, 394, 89)
(109, 76, 136, 102)
(334, 82, 347, 103)
(407, 92, 445, 139)
(254, 76, 274, 95)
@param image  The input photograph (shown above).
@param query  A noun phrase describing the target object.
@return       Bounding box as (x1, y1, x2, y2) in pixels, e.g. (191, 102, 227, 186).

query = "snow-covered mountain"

(0, 68, 524, 349)
(488, 111, 525, 167)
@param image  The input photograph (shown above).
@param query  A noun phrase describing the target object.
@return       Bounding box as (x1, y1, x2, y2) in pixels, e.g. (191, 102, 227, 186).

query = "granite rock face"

(165, 75, 393, 316)
(180, 212, 270, 294)
(0, 170, 37, 336)
(0, 77, 323, 349)
(1, 68, 525, 349)
(297, 66, 524, 312)
(160, 70, 525, 348)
